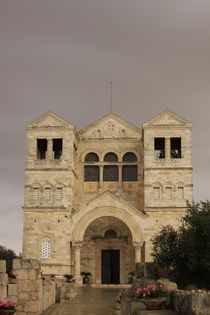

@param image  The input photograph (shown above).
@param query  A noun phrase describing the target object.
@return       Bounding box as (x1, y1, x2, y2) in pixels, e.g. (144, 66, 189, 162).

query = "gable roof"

(143, 109, 192, 128)
(26, 111, 75, 129)
(84, 190, 146, 217)
(79, 112, 141, 139)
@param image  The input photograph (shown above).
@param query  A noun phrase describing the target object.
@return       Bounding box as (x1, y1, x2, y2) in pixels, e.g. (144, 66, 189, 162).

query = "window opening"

(33, 188, 39, 200)
(84, 166, 99, 181)
(37, 139, 47, 159)
(154, 187, 160, 200)
(56, 187, 63, 200)
(104, 152, 118, 162)
(178, 187, 184, 200)
(123, 152, 137, 162)
(166, 187, 172, 200)
(154, 138, 165, 158)
(104, 230, 117, 238)
(53, 139, 62, 159)
(122, 166, 138, 181)
(171, 138, 181, 158)
(85, 152, 99, 162)
(42, 241, 51, 259)
(44, 187, 51, 200)
(103, 166, 118, 181)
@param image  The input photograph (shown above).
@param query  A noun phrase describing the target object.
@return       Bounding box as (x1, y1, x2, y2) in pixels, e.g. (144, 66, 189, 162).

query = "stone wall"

(169, 290, 210, 315)
(0, 260, 8, 301)
(13, 258, 56, 315)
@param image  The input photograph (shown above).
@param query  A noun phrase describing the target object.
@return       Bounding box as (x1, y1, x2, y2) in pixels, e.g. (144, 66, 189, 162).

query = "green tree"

(0, 245, 17, 274)
(151, 201, 210, 289)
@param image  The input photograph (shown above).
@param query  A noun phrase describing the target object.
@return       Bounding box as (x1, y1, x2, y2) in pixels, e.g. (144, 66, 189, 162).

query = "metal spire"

(110, 81, 112, 113)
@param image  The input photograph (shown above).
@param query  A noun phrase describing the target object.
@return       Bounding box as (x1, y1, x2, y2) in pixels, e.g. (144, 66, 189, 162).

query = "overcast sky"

(0, 0, 210, 254)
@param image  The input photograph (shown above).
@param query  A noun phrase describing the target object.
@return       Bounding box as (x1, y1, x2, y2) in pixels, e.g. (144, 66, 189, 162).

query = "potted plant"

(136, 284, 169, 310)
(81, 272, 92, 284)
(63, 274, 74, 283)
(50, 273, 56, 280)
(0, 300, 17, 314)
(8, 271, 18, 284)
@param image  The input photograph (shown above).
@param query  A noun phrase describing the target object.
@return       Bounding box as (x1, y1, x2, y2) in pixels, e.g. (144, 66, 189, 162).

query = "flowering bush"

(0, 300, 17, 310)
(8, 270, 18, 279)
(136, 284, 169, 299)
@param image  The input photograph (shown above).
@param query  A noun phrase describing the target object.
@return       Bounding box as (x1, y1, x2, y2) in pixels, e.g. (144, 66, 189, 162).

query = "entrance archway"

(71, 208, 144, 284)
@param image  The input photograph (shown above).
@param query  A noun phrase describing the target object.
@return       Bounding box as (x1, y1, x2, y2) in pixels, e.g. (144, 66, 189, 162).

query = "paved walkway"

(41, 286, 121, 315)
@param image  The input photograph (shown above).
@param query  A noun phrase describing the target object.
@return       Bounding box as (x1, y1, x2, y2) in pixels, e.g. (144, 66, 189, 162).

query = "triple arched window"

(84, 151, 138, 182)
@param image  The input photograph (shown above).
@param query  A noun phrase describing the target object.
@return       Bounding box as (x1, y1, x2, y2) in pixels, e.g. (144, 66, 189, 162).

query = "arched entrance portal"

(81, 216, 135, 284)
(71, 205, 145, 284)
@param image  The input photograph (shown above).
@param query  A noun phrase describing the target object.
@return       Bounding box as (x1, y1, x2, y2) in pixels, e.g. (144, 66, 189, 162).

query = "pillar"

(133, 241, 144, 263)
(165, 137, 170, 158)
(74, 243, 83, 284)
(47, 138, 53, 159)
(99, 166, 103, 190)
(118, 165, 122, 190)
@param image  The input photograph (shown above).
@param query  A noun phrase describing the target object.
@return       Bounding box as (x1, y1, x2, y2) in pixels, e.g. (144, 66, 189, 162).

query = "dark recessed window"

(37, 139, 47, 159)
(104, 152, 118, 162)
(122, 165, 138, 181)
(53, 139, 62, 159)
(104, 230, 117, 238)
(103, 166, 118, 181)
(154, 138, 165, 159)
(85, 152, 99, 162)
(84, 166, 99, 182)
(123, 152, 137, 162)
(171, 138, 181, 158)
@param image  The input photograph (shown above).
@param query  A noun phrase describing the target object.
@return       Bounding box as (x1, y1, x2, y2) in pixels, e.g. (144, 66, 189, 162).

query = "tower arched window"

(104, 152, 118, 162)
(85, 152, 99, 162)
(122, 152, 138, 182)
(123, 152, 137, 162)
(84, 152, 99, 182)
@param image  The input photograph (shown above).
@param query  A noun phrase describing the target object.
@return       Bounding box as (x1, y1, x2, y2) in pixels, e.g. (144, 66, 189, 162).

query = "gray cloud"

(0, 0, 210, 253)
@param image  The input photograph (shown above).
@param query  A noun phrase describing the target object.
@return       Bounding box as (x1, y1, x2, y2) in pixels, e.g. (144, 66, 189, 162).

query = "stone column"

(165, 137, 170, 158)
(47, 138, 53, 159)
(74, 243, 83, 284)
(118, 165, 122, 190)
(99, 166, 103, 191)
(133, 241, 144, 263)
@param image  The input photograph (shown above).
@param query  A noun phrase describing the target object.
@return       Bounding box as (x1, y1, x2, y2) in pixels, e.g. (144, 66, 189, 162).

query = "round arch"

(72, 206, 144, 243)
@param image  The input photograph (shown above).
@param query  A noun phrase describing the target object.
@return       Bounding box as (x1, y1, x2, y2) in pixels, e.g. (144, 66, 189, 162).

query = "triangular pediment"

(79, 113, 141, 139)
(84, 190, 145, 217)
(26, 111, 75, 129)
(143, 110, 192, 128)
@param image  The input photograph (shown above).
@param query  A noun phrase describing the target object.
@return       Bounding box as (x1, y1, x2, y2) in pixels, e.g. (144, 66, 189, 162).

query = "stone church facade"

(22, 110, 193, 284)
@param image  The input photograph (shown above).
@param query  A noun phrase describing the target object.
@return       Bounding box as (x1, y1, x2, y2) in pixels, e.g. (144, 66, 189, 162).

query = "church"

(22, 109, 193, 284)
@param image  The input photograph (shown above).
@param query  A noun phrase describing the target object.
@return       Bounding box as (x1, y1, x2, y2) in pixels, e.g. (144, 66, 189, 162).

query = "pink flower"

(143, 293, 146, 298)
(152, 287, 156, 291)
(136, 288, 142, 294)
(148, 291, 150, 295)
(147, 285, 151, 289)
(159, 284, 163, 288)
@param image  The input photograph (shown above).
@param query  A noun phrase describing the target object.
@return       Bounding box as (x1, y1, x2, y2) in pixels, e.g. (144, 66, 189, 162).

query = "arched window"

(104, 230, 117, 238)
(123, 152, 137, 162)
(85, 152, 99, 162)
(104, 152, 118, 162)
(122, 165, 138, 181)
(84, 166, 99, 181)
(103, 166, 118, 181)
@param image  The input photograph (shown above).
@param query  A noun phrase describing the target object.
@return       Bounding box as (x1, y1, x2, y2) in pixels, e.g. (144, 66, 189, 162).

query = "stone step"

(138, 311, 179, 315)
(90, 284, 132, 288)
